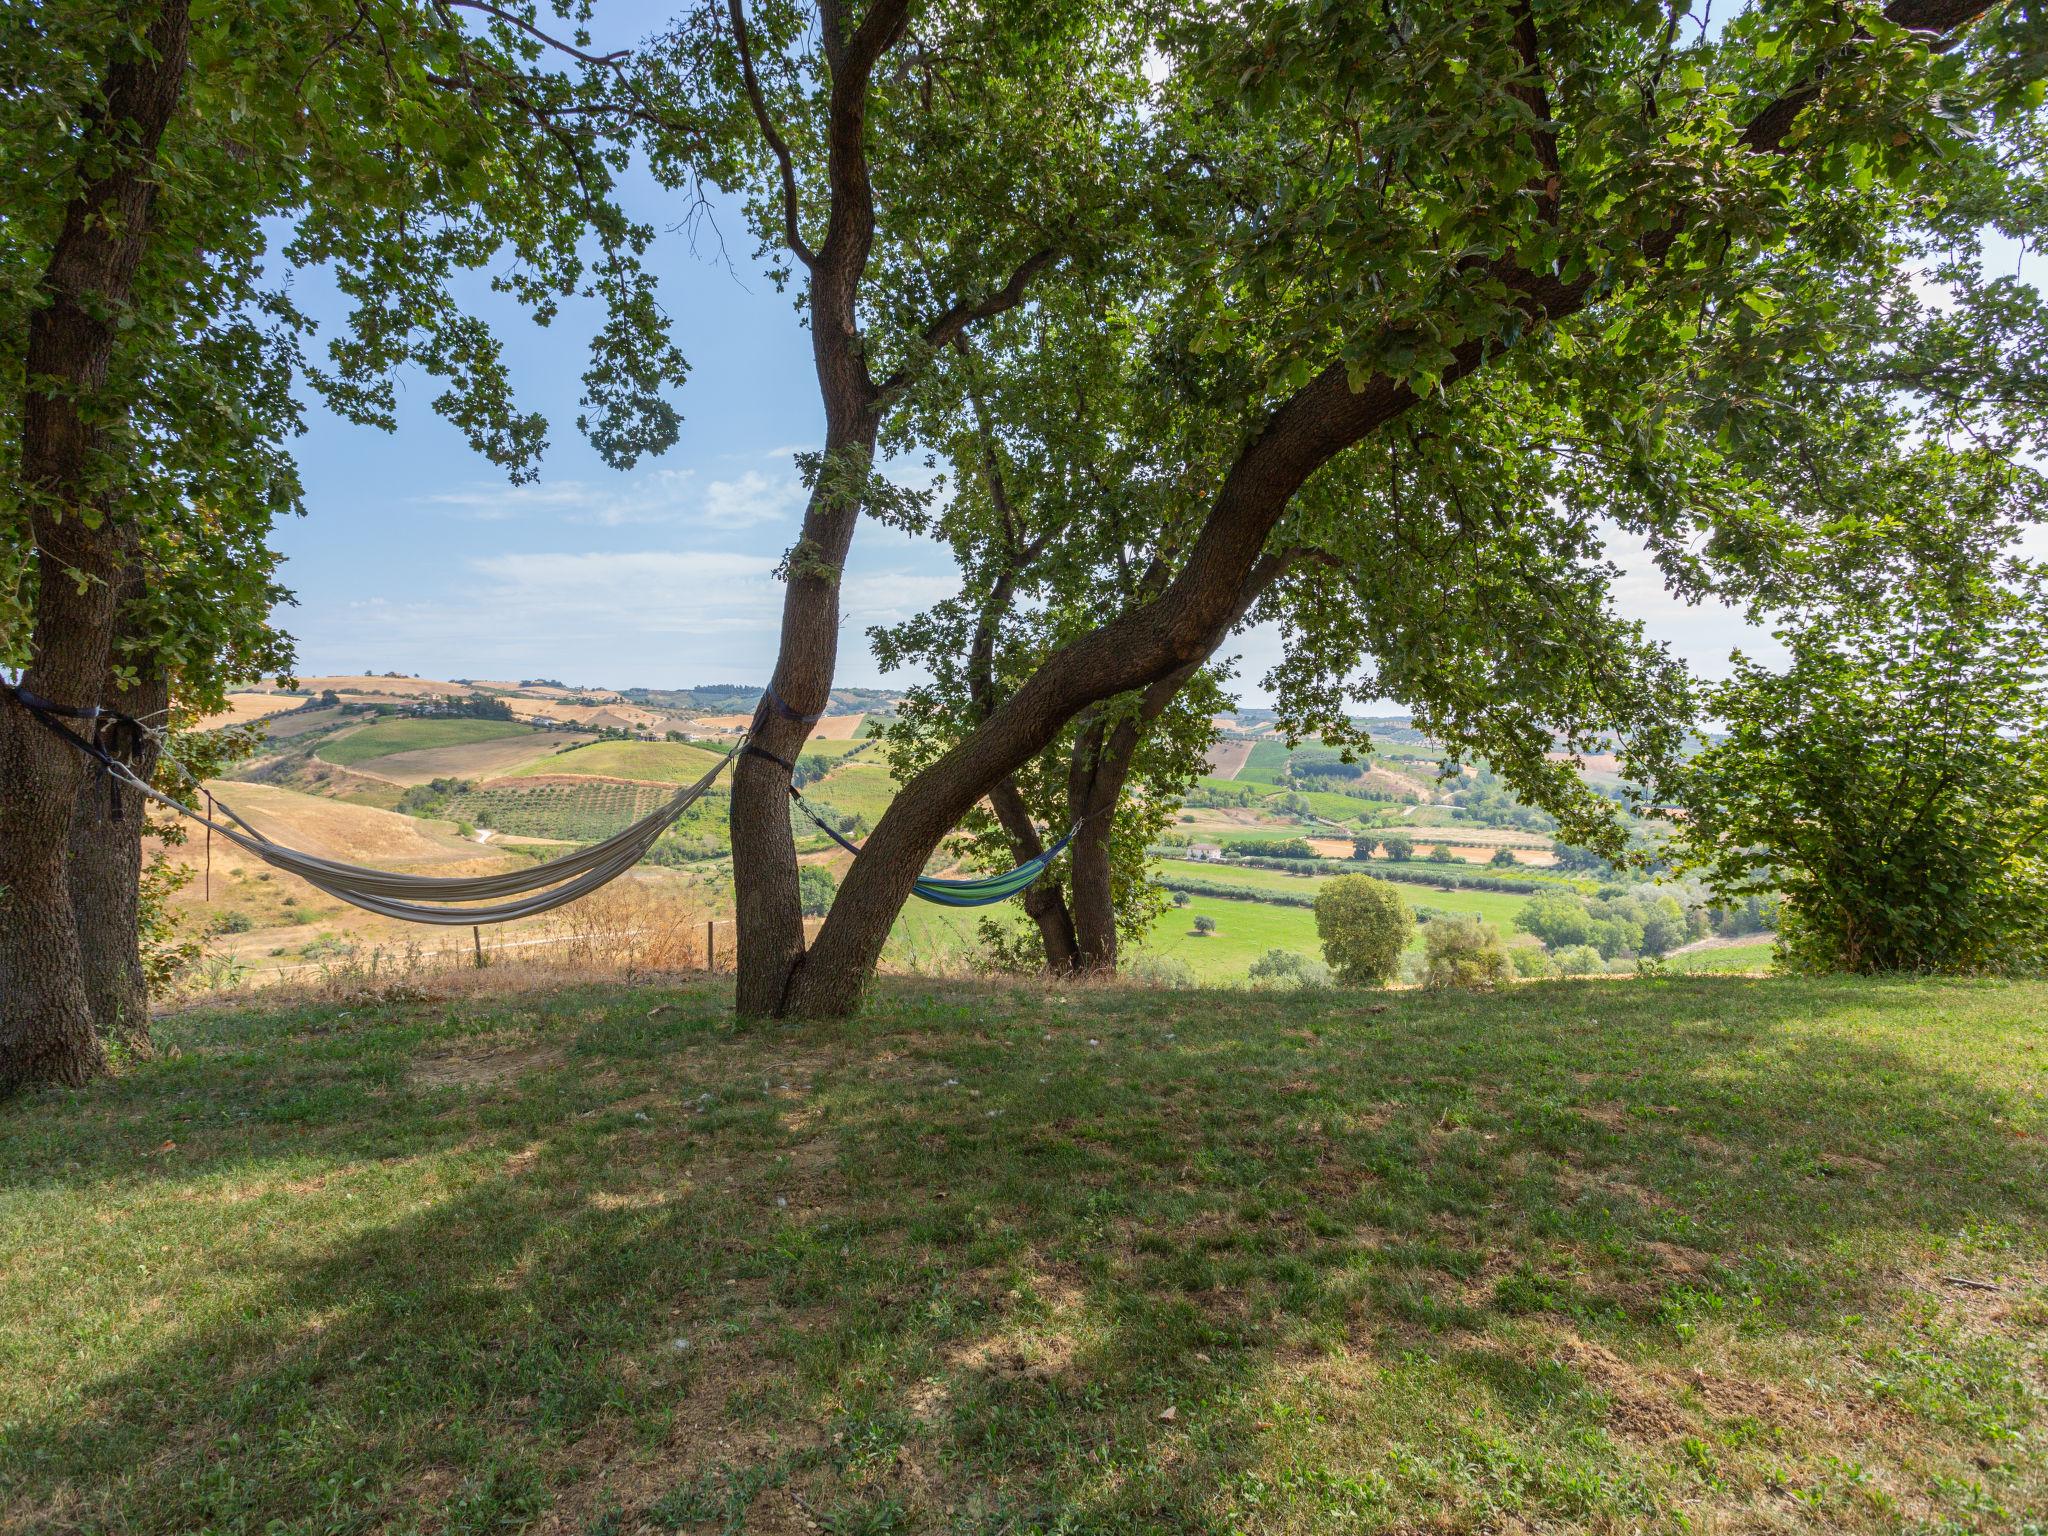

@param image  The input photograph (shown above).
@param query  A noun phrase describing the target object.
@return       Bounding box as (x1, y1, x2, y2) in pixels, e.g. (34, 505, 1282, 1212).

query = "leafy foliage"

(1314, 873, 1411, 985)
(1675, 468, 2048, 976)
(1422, 917, 1513, 991)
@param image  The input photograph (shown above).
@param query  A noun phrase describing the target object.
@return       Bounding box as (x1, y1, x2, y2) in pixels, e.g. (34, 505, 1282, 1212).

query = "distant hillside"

(620, 684, 901, 715)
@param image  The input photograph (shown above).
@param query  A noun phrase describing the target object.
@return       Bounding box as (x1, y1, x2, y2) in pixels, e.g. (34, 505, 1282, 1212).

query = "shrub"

(1428, 842, 1458, 863)
(1490, 846, 1519, 868)
(208, 910, 254, 936)
(1171, 890, 1190, 908)
(1552, 943, 1606, 976)
(1125, 953, 1196, 987)
(1248, 949, 1331, 989)
(797, 864, 838, 917)
(1313, 874, 1411, 986)
(1509, 945, 1556, 979)
(1192, 914, 1217, 935)
(1423, 917, 1512, 990)
(1675, 496, 2048, 976)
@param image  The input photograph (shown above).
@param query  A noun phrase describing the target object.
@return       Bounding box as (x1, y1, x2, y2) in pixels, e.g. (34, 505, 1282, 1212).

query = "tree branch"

(876, 246, 1061, 400)
(726, 0, 815, 269)
(444, 0, 629, 66)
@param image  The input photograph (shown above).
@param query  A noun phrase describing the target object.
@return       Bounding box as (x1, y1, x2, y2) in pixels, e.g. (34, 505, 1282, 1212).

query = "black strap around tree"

(1, 680, 146, 821)
(740, 741, 796, 775)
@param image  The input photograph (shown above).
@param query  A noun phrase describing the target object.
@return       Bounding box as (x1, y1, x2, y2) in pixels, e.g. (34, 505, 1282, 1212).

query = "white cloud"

(421, 465, 816, 531)
(702, 469, 807, 529)
(467, 550, 783, 632)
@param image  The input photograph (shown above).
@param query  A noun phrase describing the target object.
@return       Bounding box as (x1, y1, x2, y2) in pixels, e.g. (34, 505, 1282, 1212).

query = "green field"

(805, 759, 899, 824)
(312, 717, 533, 766)
(1665, 937, 1777, 974)
(7, 976, 2040, 1532)
(502, 739, 731, 784)
(1236, 738, 1298, 783)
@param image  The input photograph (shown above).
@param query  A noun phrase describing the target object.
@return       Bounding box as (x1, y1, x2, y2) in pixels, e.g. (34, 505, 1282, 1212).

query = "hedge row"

(1156, 875, 1318, 909)
(1230, 855, 1589, 895)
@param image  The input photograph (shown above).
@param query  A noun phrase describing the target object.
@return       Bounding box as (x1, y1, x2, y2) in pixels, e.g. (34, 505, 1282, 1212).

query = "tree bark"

(0, 1, 190, 1093)
(67, 572, 166, 1053)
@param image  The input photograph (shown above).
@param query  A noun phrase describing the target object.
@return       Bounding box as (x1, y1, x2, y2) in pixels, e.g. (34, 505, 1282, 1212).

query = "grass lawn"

(2, 977, 2041, 1533)
(313, 717, 534, 767)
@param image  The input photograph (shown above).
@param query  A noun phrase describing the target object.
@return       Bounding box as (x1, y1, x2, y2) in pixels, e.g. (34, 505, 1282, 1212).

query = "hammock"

(6, 680, 1064, 921)
(791, 791, 1076, 908)
(1, 681, 740, 926)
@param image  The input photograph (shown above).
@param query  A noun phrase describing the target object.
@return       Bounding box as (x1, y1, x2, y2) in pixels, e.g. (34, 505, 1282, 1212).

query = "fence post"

(473, 925, 486, 969)
(706, 918, 716, 973)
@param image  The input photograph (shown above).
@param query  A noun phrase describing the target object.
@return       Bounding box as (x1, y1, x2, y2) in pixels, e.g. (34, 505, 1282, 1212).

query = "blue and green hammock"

(790, 785, 1075, 908)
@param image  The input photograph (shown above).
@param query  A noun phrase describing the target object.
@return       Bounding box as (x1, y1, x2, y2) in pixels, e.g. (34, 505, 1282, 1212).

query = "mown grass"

(1, 977, 2041, 1534)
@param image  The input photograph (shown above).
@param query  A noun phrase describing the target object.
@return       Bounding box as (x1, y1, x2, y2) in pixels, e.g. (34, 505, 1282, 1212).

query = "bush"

(1427, 842, 1457, 863)
(1675, 496, 2048, 976)
(1552, 943, 1606, 976)
(1509, 945, 1556, 979)
(1191, 914, 1217, 935)
(1171, 890, 1190, 908)
(1247, 949, 1331, 989)
(207, 910, 254, 936)
(1125, 953, 1196, 988)
(1490, 846, 1519, 868)
(1313, 874, 1410, 986)
(1228, 837, 1315, 859)
(797, 864, 838, 917)
(1423, 917, 1512, 990)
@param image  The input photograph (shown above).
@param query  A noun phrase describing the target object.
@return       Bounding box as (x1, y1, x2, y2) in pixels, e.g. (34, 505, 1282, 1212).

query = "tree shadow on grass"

(2, 975, 2043, 1532)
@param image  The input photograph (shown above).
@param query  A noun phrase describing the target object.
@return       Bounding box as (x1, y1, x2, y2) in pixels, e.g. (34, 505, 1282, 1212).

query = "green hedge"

(1233, 855, 1588, 895)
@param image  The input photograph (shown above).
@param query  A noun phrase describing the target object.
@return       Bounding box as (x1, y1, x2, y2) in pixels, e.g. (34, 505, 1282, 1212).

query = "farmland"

(501, 739, 733, 785)
(313, 717, 534, 768)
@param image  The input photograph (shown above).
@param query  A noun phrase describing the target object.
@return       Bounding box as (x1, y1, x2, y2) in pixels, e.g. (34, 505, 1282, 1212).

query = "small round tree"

(1350, 836, 1377, 861)
(1314, 874, 1411, 986)
(1490, 846, 1519, 868)
(1192, 913, 1217, 937)
(1379, 833, 1414, 862)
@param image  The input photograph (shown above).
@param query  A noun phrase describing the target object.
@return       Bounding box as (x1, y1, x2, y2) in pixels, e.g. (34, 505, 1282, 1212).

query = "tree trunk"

(729, 414, 879, 1016)
(67, 604, 167, 1053)
(1065, 717, 1138, 973)
(988, 775, 1080, 970)
(0, 1, 190, 1094)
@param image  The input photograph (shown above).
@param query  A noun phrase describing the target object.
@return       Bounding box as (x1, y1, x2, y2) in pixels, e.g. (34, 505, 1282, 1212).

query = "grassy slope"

(313, 717, 533, 767)
(806, 760, 900, 824)
(502, 739, 730, 784)
(1, 978, 2040, 1533)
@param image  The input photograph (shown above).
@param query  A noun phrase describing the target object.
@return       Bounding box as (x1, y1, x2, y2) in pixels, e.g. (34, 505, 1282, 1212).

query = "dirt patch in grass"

(409, 1042, 562, 1090)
